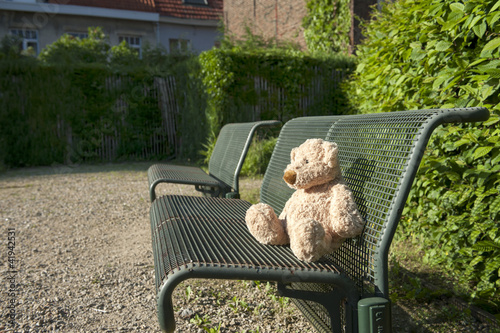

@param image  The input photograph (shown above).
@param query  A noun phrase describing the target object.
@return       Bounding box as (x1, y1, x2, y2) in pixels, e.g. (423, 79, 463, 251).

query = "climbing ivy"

(346, 0, 500, 312)
(199, 45, 356, 137)
(302, 0, 351, 54)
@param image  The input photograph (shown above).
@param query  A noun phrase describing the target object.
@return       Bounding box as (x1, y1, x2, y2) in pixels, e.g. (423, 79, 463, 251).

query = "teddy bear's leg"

(288, 219, 331, 262)
(245, 203, 289, 245)
(323, 230, 344, 254)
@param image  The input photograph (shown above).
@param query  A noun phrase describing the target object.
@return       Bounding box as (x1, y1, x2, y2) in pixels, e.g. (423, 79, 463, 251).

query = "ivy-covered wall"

(302, 0, 352, 54)
(0, 60, 170, 168)
(0, 28, 354, 167)
(346, 0, 500, 312)
(199, 46, 356, 137)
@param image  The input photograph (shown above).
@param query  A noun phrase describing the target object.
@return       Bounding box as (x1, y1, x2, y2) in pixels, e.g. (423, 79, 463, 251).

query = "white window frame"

(9, 29, 39, 54)
(118, 35, 142, 58)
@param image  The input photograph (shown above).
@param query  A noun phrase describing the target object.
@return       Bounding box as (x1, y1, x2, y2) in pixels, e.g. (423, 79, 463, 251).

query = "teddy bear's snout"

(284, 170, 297, 185)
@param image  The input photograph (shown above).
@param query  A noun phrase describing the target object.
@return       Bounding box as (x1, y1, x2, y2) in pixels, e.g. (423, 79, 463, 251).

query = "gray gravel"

(0, 163, 314, 333)
(1, 162, 496, 333)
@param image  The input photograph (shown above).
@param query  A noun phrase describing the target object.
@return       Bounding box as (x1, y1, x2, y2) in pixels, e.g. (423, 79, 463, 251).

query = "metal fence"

(79, 68, 350, 162)
(68, 76, 179, 163)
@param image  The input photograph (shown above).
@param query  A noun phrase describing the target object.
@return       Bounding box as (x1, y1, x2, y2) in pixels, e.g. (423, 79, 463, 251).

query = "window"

(182, 0, 208, 5)
(10, 29, 38, 55)
(67, 32, 88, 39)
(118, 35, 142, 57)
(169, 39, 191, 53)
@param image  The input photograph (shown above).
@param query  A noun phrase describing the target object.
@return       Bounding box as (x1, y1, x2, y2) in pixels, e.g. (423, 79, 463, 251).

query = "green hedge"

(347, 0, 500, 312)
(0, 60, 168, 167)
(199, 47, 356, 139)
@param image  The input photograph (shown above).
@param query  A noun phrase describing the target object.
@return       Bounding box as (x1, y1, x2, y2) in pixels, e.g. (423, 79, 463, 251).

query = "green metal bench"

(148, 120, 280, 201)
(149, 107, 489, 333)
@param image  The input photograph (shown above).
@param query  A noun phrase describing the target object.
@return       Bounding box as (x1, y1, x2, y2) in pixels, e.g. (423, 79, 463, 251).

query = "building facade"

(223, 0, 379, 54)
(0, 0, 222, 55)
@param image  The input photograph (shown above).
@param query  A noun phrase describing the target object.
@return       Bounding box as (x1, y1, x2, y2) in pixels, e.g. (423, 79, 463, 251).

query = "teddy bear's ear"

(322, 141, 339, 167)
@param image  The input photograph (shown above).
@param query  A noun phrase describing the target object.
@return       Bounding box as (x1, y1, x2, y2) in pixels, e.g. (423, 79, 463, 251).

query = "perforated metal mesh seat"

(150, 108, 489, 333)
(148, 120, 280, 201)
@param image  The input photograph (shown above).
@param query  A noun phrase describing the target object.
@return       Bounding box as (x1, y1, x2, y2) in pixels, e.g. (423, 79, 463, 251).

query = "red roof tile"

(154, 0, 222, 20)
(47, 0, 223, 20)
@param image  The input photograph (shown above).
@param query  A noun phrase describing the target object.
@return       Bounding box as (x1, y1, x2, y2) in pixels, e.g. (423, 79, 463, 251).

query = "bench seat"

(151, 194, 358, 333)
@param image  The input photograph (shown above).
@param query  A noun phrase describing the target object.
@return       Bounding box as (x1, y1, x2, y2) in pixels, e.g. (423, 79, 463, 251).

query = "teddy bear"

(245, 138, 365, 262)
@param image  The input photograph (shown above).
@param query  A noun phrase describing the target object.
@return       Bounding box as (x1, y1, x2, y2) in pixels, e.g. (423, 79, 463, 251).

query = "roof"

(47, 0, 223, 20)
(155, 0, 222, 20)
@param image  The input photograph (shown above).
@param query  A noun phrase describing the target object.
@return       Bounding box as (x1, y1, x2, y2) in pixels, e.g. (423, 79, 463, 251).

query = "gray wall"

(159, 21, 220, 53)
(0, 8, 221, 55)
(0, 10, 158, 54)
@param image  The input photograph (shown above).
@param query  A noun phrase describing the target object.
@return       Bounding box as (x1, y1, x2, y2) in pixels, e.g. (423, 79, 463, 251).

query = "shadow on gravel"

(0, 162, 154, 178)
(389, 262, 499, 332)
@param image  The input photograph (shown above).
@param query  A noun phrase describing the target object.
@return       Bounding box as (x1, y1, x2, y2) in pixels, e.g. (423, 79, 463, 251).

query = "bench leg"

(358, 297, 392, 333)
(156, 273, 186, 333)
(278, 283, 359, 333)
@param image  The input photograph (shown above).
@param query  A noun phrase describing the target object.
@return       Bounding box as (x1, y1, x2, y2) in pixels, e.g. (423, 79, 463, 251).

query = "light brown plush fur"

(245, 138, 364, 262)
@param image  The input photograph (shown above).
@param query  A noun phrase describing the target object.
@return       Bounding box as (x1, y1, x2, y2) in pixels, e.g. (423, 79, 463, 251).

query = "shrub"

(346, 0, 500, 311)
(199, 45, 356, 137)
(240, 137, 278, 177)
(39, 27, 110, 65)
(302, 0, 351, 54)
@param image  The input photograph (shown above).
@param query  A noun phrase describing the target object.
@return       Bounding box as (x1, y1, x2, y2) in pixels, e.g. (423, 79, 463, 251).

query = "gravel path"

(1, 162, 496, 333)
(0, 163, 313, 333)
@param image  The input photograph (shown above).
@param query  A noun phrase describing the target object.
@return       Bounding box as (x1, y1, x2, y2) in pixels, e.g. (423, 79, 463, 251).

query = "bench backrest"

(208, 120, 280, 193)
(260, 108, 489, 298)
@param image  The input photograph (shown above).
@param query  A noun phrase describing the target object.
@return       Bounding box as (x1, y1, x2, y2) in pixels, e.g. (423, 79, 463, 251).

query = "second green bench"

(147, 120, 280, 201)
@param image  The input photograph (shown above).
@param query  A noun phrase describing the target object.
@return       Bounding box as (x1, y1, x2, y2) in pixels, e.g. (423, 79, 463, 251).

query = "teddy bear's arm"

(278, 195, 292, 220)
(329, 184, 365, 239)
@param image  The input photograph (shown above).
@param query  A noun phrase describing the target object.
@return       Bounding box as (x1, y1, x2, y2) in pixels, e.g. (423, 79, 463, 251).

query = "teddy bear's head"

(283, 138, 342, 190)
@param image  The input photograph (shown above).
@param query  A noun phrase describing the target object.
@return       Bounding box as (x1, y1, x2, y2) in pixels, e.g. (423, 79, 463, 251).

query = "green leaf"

(473, 146, 494, 159)
(483, 68, 500, 78)
(488, 12, 500, 26)
(445, 171, 461, 181)
(470, 255, 484, 267)
(490, 0, 500, 13)
(472, 22, 487, 38)
(450, 3, 465, 13)
(483, 116, 500, 126)
(477, 60, 500, 71)
(435, 41, 453, 51)
(480, 38, 500, 57)
(468, 15, 483, 29)
(454, 138, 472, 148)
(490, 196, 500, 216)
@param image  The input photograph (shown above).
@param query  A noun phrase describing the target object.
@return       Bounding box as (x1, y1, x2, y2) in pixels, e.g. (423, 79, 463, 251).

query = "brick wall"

(224, 0, 307, 49)
(224, 0, 378, 53)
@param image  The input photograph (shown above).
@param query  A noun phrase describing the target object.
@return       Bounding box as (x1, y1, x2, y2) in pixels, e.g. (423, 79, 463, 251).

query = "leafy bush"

(199, 45, 356, 136)
(347, 0, 500, 311)
(39, 27, 110, 65)
(302, 0, 351, 54)
(240, 137, 278, 177)
(0, 61, 169, 167)
(197, 42, 355, 169)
